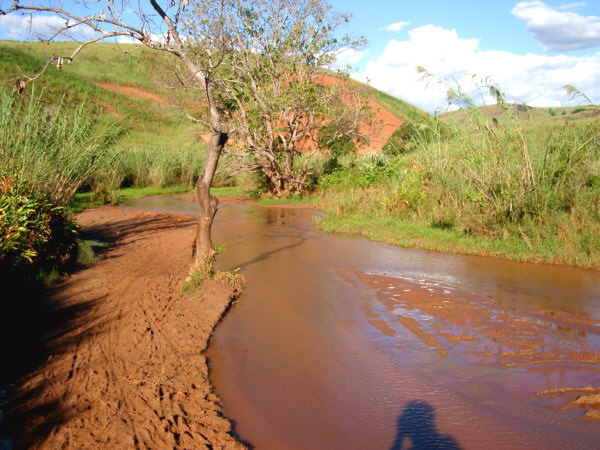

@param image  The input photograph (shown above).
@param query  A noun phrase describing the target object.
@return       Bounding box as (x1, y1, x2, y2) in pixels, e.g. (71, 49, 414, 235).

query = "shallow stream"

(122, 197, 600, 449)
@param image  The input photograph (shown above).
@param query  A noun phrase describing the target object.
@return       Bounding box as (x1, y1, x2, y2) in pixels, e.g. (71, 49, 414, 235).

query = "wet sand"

(1, 206, 243, 449)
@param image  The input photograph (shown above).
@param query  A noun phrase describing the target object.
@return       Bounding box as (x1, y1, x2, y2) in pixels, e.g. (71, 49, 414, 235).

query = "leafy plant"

(0, 174, 77, 281)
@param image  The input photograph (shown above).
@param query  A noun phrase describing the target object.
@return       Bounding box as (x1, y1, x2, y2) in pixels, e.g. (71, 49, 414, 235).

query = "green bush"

(0, 174, 77, 282)
(317, 124, 358, 156)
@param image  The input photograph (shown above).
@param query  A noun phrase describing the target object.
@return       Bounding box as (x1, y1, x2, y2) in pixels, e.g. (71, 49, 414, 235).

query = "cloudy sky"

(1, 0, 598, 113)
(330, 0, 600, 113)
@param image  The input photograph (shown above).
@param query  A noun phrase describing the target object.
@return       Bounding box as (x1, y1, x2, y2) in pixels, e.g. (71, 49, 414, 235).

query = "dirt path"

(97, 82, 166, 103)
(4, 206, 244, 449)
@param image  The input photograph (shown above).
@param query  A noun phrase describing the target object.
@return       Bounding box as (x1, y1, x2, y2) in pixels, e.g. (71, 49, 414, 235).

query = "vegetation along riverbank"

(3, 39, 599, 274)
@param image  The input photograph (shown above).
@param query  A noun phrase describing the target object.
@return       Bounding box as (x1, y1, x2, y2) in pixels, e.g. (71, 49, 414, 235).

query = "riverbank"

(1, 206, 244, 449)
(314, 212, 600, 270)
(96, 183, 600, 270)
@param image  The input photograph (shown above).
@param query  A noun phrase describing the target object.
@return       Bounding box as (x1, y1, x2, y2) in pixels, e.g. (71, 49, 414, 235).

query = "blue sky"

(332, 0, 600, 57)
(328, 0, 600, 112)
(1, 1, 599, 112)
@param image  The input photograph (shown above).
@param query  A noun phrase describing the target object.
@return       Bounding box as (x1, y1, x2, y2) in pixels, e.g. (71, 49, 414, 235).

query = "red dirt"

(97, 82, 166, 103)
(198, 75, 404, 154)
(6, 206, 244, 449)
(314, 74, 404, 154)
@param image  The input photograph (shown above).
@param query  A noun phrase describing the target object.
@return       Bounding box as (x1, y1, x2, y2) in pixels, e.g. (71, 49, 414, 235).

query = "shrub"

(0, 174, 77, 282)
(318, 124, 358, 156)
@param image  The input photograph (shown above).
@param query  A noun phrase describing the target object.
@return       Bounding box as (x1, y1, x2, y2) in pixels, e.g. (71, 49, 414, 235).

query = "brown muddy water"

(122, 197, 600, 449)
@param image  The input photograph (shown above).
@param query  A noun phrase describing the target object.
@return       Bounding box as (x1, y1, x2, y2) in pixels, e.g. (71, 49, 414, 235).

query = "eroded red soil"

(314, 74, 404, 154)
(97, 82, 166, 103)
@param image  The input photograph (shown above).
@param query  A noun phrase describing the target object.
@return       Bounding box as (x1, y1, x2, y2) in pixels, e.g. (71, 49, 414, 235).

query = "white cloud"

(0, 13, 96, 41)
(558, 2, 587, 11)
(352, 24, 600, 113)
(115, 35, 136, 44)
(333, 47, 369, 69)
(512, 1, 600, 51)
(380, 21, 410, 32)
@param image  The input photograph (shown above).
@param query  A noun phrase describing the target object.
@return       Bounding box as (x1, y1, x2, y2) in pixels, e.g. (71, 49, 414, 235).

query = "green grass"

(1, 40, 175, 92)
(313, 107, 600, 269)
(440, 103, 595, 129)
(0, 42, 205, 150)
(76, 239, 108, 264)
(315, 213, 565, 266)
(362, 84, 431, 124)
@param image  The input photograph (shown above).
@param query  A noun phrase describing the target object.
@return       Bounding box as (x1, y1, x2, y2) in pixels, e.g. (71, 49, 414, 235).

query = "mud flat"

(1, 206, 243, 449)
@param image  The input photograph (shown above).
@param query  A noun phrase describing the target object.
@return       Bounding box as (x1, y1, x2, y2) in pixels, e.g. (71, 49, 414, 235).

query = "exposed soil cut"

(2, 206, 244, 449)
(314, 74, 404, 154)
(97, 82, 167, 103)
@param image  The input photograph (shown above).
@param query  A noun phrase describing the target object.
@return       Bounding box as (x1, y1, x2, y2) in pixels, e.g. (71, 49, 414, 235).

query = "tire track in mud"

(9, 207, 244, 449)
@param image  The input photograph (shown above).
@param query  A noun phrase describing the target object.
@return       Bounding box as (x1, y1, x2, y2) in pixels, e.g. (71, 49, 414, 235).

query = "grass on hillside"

(1, 40, 175, 92)
(441, 103, 596, 129)
(0, 42, 206, 150)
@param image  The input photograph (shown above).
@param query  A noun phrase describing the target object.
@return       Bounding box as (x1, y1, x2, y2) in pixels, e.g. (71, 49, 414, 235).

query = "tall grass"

(315, 85, 600, 267)
(88, 145, 206, 195)
(0, 90, 122, 205)
(0, 90, 123, 280)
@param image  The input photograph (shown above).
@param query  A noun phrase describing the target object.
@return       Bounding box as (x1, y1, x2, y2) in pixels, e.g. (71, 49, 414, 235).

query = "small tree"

(184, 0, 371, 197)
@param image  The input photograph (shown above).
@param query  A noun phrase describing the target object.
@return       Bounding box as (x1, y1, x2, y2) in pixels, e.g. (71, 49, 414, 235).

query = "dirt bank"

(2, 206, 244, 449)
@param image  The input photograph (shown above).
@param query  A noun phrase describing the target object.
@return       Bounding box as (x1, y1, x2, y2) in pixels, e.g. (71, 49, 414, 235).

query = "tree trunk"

(194, 130, 228, 270)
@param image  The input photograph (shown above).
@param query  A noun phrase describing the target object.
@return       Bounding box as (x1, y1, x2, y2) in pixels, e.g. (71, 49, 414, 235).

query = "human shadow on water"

(391, 401, 461, 450)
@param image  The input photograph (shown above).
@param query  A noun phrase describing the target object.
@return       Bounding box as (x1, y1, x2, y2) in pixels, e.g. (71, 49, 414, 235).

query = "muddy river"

(122, 197, 600, 449)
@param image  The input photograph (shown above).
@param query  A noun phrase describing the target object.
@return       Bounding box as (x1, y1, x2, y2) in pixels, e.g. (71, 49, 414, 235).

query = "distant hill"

(440, 102, 597, 129)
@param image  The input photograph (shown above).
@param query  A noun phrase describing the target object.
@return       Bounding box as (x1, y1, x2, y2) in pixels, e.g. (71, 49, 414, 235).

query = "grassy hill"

(440, 102, 597, 129)
(0, 41, 423, 149)
(355, 79, 431, 124)
(0, 40, 203, 150)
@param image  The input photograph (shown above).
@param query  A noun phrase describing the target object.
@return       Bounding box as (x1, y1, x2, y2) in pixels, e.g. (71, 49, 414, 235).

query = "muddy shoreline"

(1, 206, 244, 449)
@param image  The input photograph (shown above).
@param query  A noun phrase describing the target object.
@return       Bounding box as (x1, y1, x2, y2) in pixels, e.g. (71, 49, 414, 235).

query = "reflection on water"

(121, 197, 600, 449)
